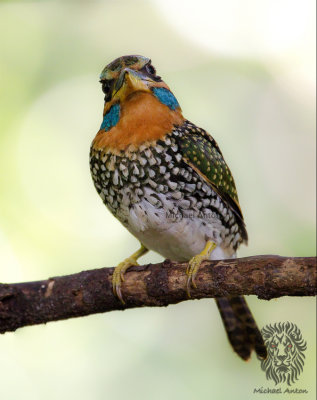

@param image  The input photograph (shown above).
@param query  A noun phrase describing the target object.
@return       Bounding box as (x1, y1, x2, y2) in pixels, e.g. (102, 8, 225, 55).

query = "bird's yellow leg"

(112, 243, 148, 304)
(186, 240, 217, 297)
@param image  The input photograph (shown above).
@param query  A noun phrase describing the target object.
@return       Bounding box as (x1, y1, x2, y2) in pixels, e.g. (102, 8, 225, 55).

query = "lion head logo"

(259, 322, 307, 386)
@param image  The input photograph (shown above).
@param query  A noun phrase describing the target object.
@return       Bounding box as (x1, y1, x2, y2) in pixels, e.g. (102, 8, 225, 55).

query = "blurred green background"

(0, 1, 315, 399)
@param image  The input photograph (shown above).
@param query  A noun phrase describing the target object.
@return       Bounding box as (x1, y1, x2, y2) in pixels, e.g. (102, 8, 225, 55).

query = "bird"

(90, 55, 267, 361)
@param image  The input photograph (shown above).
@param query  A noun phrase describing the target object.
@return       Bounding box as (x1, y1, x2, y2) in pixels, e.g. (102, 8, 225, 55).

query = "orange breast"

(92, 92, 184, 152)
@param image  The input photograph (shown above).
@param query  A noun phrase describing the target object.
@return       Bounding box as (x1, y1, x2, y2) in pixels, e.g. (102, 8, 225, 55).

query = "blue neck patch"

(152, 87, 179, 110)
(100, 103, 120, 131)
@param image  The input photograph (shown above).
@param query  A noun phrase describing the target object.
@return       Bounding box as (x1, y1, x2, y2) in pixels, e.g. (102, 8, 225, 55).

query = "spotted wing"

(177, 120, 248, 242)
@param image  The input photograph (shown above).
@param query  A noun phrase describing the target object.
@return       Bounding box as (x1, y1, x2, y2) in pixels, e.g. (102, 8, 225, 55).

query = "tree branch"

(0, 255, 316, 334)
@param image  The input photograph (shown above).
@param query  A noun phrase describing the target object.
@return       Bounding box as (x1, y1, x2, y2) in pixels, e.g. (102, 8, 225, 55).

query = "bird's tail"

(215, 296, 267, 361)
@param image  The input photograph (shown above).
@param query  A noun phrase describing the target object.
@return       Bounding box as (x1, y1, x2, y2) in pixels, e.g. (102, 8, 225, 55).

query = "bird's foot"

(186, 240, 217, 297)
(112, 244, 148, 304)
(112, 258, 139, 304)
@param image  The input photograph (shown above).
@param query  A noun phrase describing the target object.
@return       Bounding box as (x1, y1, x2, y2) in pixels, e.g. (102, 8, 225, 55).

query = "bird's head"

(94, 55, 184, 152)
(99, 55, 180, 111)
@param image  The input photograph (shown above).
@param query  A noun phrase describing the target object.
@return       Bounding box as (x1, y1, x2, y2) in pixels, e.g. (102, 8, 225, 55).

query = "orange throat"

(92, 91, 184, 153)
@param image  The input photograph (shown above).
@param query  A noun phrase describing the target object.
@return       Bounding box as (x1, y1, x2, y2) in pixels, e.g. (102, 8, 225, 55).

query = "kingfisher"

(90, 55, 267, 361)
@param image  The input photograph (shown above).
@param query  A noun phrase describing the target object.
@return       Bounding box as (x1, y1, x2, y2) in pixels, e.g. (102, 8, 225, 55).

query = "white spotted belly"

(121, 188, 236, 261)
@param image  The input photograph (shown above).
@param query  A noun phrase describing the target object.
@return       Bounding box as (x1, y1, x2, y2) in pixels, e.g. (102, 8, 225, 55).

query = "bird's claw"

(186, 254, 204, 297)
(185, 241, 217, 298)
(112, 257, 139, 304)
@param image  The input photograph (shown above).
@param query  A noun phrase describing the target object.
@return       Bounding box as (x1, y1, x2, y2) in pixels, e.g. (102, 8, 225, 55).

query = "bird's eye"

(143, 63, 161, 82)
(102, 81, 110, 94)
(101, 80, 113, 101)
(145, 63, 156, 75)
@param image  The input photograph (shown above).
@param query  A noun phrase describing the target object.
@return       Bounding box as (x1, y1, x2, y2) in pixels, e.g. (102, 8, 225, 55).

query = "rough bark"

(0, 255, 316, 334)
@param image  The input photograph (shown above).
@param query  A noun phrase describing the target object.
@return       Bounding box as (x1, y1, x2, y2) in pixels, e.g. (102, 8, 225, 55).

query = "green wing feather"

(178, 121, 247, 241)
